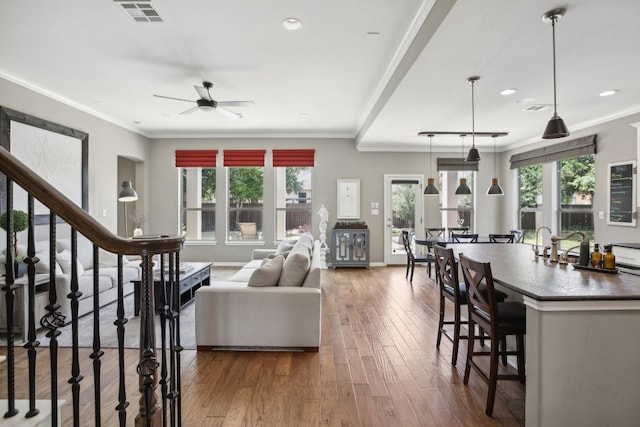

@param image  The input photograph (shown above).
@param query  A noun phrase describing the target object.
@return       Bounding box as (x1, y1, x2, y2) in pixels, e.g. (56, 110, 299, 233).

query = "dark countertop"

(447, 243, 640, 301)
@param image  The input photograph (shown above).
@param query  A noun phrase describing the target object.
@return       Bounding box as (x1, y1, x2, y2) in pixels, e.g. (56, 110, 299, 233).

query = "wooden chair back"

(458, 254, 499, 332)
(489, 233, 515, 243)
(433, 245, 461, 297)
(448, 227, 469, 238)
(451, 233, 478, 243)
(425, 227, 446, 239)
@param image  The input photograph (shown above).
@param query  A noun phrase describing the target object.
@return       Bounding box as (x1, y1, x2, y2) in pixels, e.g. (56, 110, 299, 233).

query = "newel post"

(136, 253, 162, 426)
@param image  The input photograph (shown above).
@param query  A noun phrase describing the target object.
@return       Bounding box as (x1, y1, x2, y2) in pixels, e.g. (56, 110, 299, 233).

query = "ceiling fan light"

(466, 146, 480, 162)
(542, 113, 570, 139)
(455, 178, 471, 195)
(424, 178, 439, 195)
(487, 178, 504, 195)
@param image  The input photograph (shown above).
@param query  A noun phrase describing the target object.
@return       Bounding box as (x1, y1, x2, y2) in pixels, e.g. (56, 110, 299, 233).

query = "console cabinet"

(331, 229, 369, 268)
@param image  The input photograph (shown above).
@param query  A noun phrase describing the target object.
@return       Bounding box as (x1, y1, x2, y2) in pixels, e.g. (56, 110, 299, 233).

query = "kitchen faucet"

(534, 226, 552, 259)
(550, 231, 587, 263)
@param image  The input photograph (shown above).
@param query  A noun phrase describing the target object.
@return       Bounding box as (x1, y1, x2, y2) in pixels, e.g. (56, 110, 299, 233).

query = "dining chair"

(451, 233, 478, 243)
(459, 253, 526, 416)
(239, 222, 257, 239)
(489, 233, 515, 243)
(401, 230, 433, 281)
(509, 229, 525, 243)
(425, 227, 446, 239)
(448, 227, 469, 238)
(433, 245, 508, 366)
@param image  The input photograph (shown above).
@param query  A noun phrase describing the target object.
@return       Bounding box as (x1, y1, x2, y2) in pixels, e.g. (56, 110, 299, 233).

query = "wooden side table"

(132, 262, 211, 316)
(0, 274, 50, 342)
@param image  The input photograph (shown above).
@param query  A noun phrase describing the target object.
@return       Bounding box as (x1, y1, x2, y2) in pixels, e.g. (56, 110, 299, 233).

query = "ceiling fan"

(153, 81, 255, 119)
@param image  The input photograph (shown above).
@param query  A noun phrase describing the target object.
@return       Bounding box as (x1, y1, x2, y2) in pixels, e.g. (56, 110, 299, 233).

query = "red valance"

(223, 150, 266, 167)
(175, 150, 217, 167)
(272, 149, 315, 167)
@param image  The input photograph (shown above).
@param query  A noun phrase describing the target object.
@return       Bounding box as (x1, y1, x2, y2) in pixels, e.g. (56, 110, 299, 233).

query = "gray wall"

(2, 76, 639, 263)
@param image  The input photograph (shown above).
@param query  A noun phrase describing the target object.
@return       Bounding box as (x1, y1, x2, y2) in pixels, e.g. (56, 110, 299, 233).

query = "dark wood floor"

(1, 266, 524, 426)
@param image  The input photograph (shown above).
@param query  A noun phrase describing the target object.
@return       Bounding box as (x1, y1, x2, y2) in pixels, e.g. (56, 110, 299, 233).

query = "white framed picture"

(337, 179, 360, 219)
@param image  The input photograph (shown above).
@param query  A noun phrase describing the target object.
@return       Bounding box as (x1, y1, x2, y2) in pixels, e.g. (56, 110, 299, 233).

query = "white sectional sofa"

(195, 234, 322, 351)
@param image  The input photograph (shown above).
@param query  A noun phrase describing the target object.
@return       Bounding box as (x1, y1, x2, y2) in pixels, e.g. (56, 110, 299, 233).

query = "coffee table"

(132, 262, 211, 316)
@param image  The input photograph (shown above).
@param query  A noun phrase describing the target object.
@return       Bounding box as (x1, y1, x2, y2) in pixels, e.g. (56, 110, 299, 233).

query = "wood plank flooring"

(1, 265, 525, 426)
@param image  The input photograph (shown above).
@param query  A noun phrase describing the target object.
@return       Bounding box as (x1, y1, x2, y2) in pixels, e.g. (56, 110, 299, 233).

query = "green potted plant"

(0, 209, 29, 277)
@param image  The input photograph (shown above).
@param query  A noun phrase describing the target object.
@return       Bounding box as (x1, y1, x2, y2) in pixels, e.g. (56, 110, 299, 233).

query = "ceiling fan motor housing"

(197, 98, 217, 109)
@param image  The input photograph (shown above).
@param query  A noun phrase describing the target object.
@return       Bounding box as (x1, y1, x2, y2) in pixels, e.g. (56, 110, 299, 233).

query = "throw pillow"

(248, 255, 284, 287)
(278, 250, 310, 287)
(57, 250, 85, 276)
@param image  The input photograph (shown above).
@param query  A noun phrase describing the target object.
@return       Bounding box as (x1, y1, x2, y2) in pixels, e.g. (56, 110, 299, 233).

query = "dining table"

(446, 243, 640, 427)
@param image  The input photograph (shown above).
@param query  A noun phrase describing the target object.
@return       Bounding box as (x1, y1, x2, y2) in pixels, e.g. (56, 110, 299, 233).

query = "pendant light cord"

(471, 80, 476, 148)
(429, 135, 433, 177)
(493, 135, 497, 177)
(551, 15, 558, 116)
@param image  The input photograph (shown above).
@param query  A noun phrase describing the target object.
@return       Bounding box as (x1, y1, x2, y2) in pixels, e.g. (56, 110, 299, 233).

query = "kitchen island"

(447, 243, 640, 427)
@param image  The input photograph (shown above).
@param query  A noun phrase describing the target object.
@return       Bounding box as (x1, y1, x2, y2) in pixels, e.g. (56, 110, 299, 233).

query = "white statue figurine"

(317, 204, 329, 268)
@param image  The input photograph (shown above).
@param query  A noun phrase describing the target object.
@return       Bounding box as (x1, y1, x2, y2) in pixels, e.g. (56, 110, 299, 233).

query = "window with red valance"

(175, 150, 217, 167)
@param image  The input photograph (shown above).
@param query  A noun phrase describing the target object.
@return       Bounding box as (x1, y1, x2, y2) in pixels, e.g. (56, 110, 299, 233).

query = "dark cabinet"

(331, 229, 369, 268)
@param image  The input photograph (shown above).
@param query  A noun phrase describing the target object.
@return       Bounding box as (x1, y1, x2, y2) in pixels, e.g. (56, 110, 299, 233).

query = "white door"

(383, 175, 424, 265)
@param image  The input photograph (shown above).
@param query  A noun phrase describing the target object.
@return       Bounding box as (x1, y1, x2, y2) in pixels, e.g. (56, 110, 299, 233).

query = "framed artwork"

(337, 179, 360, 219)
(607, 160, 636, 226)
(0, 107, 89, 224)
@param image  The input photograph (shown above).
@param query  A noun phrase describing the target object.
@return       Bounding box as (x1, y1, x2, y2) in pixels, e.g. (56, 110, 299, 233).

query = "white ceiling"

(1, 0, 639, 152)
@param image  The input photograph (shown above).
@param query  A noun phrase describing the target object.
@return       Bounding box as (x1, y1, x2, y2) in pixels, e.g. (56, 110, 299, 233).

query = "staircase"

(0, 146, 185, 426)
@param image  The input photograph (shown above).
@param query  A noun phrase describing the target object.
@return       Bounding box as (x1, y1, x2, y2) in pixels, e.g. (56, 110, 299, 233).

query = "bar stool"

(433, 245, 507, 366)
(459, 253, 526, 416)
(451, 233, 478, 243)
(401, 230, 432, 281)
(488, 233, 515, 243)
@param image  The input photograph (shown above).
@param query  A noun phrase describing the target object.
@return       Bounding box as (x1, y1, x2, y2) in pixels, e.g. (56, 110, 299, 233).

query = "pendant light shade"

(424, 134, 439, 195)
(465, 76, 481, 162)
(455, 178, 472, 195)
(542, 8, 570, 139)
(455, 135, 472, 195)
(487, 135, 504, 195)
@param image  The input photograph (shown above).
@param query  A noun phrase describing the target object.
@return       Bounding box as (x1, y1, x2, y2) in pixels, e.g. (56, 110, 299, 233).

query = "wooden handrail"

(0, 146, 183, 255)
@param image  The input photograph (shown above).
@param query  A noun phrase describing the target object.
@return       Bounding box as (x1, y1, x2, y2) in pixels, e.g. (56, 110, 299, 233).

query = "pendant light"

(465, 76, 481, 162)
(424, 134, 439, 195)
(455, 135, 472, 195)
(487, 135, 504, 195)
(541, 8, 570, 139)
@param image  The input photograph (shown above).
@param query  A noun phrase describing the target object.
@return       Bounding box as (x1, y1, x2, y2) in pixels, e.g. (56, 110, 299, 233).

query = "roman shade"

(223, 149, 266, 167)
(509, 134, 596, 169)
(272, 149, 315, 167)
(437, 158, 479, 172)
(175, 150, 217, 167)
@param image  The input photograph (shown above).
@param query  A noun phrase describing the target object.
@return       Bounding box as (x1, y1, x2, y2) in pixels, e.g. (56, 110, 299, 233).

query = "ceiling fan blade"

(194, 85, 210, 100)
(217, 101, 256, 108)
(180, 106, 200, 115)
(216, 106, 242, 119)
(154, 94, 195, 103)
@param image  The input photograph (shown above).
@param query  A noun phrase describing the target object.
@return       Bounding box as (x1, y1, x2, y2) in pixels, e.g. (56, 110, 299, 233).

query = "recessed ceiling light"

(298, 112, 310, 118)
(500, 88, 517, 96)
(599, 90, 619, 97)
(282, 18, 303, 31)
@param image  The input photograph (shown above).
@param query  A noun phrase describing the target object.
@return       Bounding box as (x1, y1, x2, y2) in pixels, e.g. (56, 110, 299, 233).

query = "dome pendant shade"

(487, 178, 504, 195)
(424, 177, 439, 195)
(542, 113, 570, 139)
(455, 178, 472, 195)
(466, 146, 481, 162)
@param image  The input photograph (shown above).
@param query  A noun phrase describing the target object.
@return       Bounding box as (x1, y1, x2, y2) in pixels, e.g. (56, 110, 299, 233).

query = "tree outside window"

(558, 155, 594, 248)
(181, 167, 216, 240)
(228, 167, 264, 240)
(518, 164, 542, 244)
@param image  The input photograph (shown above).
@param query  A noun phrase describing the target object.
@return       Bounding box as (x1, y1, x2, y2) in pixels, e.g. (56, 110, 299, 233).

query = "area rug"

(4, 267, 239, 350)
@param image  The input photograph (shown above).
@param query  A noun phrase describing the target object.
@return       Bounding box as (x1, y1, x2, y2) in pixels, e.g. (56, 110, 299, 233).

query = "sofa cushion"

(276, 238, 297, 255)
(248, 255, 284, 287)
(278, 248, 310, 287)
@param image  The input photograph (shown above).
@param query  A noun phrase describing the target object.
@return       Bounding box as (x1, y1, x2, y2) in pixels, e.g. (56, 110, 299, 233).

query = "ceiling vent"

(113, 1, 163, 22)
(521, 104, 552, 112)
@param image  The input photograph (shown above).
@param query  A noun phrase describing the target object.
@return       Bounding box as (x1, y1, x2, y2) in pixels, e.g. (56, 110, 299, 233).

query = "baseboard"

(197, 345, 317, 352)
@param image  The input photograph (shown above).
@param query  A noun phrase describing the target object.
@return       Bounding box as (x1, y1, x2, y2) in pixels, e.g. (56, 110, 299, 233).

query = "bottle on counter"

(591, 243, 602, 269)
(603, 244, 616, 270)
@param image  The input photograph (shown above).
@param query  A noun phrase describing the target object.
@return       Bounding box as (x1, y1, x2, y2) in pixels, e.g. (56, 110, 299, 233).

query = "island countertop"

(446, 243, 640, 301)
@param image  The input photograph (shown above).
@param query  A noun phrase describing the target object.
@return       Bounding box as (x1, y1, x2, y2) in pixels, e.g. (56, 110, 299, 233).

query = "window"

(273, 149, 314, 240)
(557, 155, 594, 249)
(176, 150, 217, 241)
(439, 170, 474, 231)
(518, 164, 543, 244)
(225, 150, 266, 241)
